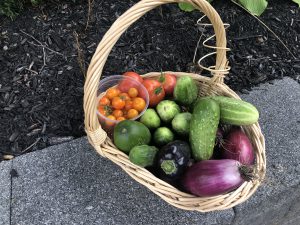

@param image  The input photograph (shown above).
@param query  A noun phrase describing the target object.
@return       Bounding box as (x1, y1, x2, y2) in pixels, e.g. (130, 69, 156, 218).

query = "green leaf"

(178, 0, 213, 12)
(178, 3, 195, 12)
(292, 0, 300, 7)
(238, 0, 268, 16)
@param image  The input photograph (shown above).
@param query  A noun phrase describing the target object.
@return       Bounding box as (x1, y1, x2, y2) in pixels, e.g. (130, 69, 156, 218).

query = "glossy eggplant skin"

(182, 159, 245, 197)
(156, 140, 191, 183)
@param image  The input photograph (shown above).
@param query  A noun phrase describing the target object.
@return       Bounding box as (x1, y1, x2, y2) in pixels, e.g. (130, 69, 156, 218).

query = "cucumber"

(174, 76, 198, 106)
(129, 145, 158, 167)
(190, 98, 220, 161)
(210, 96, 259, 125)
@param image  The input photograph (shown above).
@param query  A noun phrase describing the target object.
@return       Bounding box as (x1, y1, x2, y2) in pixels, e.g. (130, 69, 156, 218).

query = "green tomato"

(172, 112, 192, 136)
(153, 127, 174, 146)
(140, 109, 161, 129)
(156, 100, 181, 123)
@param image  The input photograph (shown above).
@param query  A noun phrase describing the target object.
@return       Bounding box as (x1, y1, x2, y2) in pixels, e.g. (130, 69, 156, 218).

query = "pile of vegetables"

(99, 72, 260, 197)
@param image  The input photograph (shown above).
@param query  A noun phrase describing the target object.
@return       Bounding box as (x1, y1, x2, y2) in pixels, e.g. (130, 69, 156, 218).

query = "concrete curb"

(0, 161, 12, 225)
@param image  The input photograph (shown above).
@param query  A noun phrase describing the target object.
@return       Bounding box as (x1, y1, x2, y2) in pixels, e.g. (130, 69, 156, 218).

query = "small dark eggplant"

(156, 140, 191, 183)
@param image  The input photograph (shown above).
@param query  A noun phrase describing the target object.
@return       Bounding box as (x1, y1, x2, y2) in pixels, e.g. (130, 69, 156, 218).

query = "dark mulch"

(0, 0, 299, 161)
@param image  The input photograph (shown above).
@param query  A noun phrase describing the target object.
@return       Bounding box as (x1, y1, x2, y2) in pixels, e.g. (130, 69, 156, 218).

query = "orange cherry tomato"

(112, 97, 125, 110)
(106, 88, 120, 100)
(127, 109, 139, 119)
(106, 115, 116, 126)
(128, 87, 138, 98)
(97, 105, 112, 117)
(119, 93, 130, 101)
(107, 115, 116, 120)
(99, 96, 110, 106)
(112, 109, 123, 118)
(124, 100, 133, 111)
(132, 97, 146, 112)
(116, 116, 126, 121)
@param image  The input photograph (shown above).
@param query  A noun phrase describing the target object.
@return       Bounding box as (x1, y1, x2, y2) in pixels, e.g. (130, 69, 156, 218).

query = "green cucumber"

(189, 98, 220, 161)
(210, 96, 259, 125)
(174, 76, 198, 106)
(129, 145, 158, 167)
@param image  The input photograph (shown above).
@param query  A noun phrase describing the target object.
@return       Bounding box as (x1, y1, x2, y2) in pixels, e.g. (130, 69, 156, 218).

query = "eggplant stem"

(239, 165, 259, 181)
(161, 160, 177, 175)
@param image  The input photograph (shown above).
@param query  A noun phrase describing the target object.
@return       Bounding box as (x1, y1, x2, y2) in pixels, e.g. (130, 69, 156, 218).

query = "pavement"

(0, 77, 299, 225)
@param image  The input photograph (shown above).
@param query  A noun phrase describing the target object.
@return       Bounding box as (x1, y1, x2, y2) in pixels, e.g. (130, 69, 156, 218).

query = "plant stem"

(231, 0, 297, 59)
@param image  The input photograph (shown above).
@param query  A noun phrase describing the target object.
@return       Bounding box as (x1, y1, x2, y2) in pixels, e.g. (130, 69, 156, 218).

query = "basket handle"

(84, 0, 228, 146)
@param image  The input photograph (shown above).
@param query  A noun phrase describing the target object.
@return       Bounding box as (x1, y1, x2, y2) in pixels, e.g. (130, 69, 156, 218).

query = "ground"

(0, 0, 299, 161)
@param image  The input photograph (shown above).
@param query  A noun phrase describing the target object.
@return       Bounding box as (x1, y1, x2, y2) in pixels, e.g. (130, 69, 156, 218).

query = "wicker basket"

(84, 0, 266, 212)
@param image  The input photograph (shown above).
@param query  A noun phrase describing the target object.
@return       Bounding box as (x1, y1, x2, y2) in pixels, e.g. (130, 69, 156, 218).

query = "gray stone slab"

(10, 138, 234, 225)
(233, 77, 300, 225)
(0, 160, 12, 225)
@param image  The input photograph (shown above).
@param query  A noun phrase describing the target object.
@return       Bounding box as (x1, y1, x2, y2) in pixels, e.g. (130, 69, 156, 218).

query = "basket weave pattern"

(84, 0, 266, 212)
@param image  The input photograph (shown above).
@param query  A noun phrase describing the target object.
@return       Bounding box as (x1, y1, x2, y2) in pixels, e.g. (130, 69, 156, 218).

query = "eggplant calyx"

(239, 165, 258, 181)
(161, 160, 177, 175)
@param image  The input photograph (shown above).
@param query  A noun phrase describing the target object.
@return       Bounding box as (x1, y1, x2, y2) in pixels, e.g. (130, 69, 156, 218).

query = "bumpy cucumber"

(129, 145, 158, 167)
(210, 96, 259, 125)
(173, 76, 198, 106)
(189, 98, 220, 161)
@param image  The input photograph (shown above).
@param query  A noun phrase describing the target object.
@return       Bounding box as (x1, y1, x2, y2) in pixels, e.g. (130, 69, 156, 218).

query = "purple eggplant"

(182, 159, 254, 197)
(157, 140, 191, 183)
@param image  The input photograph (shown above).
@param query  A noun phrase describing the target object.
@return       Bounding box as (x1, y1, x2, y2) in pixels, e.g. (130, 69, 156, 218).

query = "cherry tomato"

(107, 115, 116, 120)
(119, 93, 130, 101)
(106, 115, 116, 126)
(158, 73, 177, 96)
(127, 109, 139, 119)
(99, 96, 111, 106)
(128, 87, 138, 98)
(125, 100, 133, 111)
(97, 105, 112, 117)
(116, 116, 126, 121)
(112, 97, 125, 110)
(118, 72, 143, 92)
(132, 97, 146, 112)
(106, 88, 120, 100)
(112, 109, 123, 118)
(142, 79, 165, 107)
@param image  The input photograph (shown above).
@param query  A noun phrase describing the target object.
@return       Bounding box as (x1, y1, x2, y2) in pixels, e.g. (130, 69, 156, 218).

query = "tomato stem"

(158, 72, 165, 83)
(154, 87, 163, 95)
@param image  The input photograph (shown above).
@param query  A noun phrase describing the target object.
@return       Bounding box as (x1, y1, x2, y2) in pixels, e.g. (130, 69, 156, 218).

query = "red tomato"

(159, 73, 177, 95)
(118, 72, 143, 92)
(142, 79, 165, 107)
